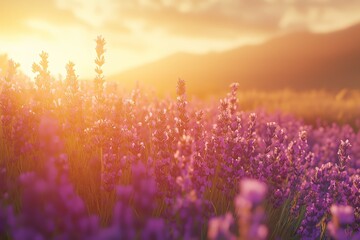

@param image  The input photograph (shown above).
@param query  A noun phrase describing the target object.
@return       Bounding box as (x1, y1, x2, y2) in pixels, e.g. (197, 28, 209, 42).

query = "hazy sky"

(1, 0, 360, 78)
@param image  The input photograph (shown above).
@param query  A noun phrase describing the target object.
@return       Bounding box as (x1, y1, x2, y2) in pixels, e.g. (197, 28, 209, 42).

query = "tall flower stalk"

(94, 35, 106, 102)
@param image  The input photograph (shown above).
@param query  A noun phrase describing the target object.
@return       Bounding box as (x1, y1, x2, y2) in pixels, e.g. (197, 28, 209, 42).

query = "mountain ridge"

(109, 23, 360, 96)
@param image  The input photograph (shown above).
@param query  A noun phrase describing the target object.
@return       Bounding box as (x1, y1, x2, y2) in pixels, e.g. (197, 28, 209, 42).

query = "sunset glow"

(2, 0, 360, 78)
(1, 1, 360, 239)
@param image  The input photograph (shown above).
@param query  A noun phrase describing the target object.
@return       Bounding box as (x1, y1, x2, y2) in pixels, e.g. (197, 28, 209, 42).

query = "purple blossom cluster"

(0, 39, 359, 239)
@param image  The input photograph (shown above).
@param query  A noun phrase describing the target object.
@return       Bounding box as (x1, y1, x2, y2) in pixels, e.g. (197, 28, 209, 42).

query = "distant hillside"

(109, 24, 360, 96)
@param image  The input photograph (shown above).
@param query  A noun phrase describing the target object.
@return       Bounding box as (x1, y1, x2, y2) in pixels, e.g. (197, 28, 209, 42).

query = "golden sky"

(1, 0, 360, 79)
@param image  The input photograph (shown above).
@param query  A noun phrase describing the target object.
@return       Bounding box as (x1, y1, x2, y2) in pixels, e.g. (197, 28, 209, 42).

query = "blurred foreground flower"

(327, 205, 359, 240)
(208, 179, 268, 240)
(208, 213, 236, 240)
(236, 179, 268, 240)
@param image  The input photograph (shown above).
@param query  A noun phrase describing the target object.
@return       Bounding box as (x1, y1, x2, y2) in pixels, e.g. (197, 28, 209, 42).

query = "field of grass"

(0, 37, 359, 240)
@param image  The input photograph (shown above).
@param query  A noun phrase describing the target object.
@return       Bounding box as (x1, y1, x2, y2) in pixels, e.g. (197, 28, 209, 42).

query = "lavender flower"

(235, 179, 268, 240)
(1, 41, 360, 240)
(208, 213, 236, 240)
(327, 205, 355, 240)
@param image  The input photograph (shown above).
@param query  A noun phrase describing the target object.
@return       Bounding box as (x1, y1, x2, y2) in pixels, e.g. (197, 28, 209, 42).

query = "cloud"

(54, 0, 131, 33)
(276, 0, 360, 31)
(3, 0, 359, 40)
(103, 0, 360, 38)
(0, 0, 92, 38)
(108, 0, 282, 39)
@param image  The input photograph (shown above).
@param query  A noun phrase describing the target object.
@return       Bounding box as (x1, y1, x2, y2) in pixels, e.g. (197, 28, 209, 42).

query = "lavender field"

(0, 37, 359, 240)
